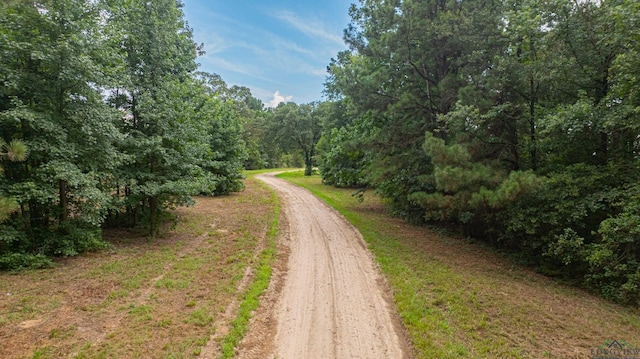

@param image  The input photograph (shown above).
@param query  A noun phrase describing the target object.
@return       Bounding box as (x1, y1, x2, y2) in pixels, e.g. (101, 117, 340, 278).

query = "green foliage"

(588, 186, 640, 304)
(0, 0, 124, 266)
(0, 225, 28, 253)
(196, 71, 261, 176)
(200, 96, 246, 195)
(0, 252, 53, 271)
(500, 165, 622, 251)
(0, 0, 250, 269)
(0, 139, 28, 221)
(265, 102, 322, 176)
(317, 114, 375, 187)
(324, 0, 640, 304)
(411, 132, 542, 236)
(0, 219, 108, 270)
(42, 221, 111, 257)
(324, 0, 508, 221)
(538, 99, 609, 169)
(0, 197, 18, 222)
(496, 165, 639, 303)
(104, 0, 247, 234)
(106, 0, 203, 234)
(1, 140, 28, 163)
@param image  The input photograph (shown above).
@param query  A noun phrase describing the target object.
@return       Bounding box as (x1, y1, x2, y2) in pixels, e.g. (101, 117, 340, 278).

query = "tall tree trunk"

(59, 179, 68, 222)
(304, 151, 313, 176)
(149, 196, 157, 237)
(508, 115, 520, 171)
(20, 203, 32, 240)
(529, 77, 538, 171)
(125, 185, 136, 227)
(594, 65, 611, 165)
(149, 154, 158, 235)
(596, 79, 609, 165)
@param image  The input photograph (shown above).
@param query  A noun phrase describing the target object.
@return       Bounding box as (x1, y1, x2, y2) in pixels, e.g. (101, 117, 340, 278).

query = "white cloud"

(250, 86, 276, 103)
(274, 11, 344, 46)
(200, 57, 254, 76)
(199, 56, 276, 84)
(266, 91, 293, 108)
(199, 34, 229, 55)
(268, 35, 315, 57)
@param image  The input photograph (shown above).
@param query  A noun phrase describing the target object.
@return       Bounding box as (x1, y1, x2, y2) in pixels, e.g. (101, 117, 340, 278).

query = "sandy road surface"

(253, 173, 409, 359)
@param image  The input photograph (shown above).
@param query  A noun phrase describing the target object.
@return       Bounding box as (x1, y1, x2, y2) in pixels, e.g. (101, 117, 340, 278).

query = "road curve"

(255, 173, 409, 359)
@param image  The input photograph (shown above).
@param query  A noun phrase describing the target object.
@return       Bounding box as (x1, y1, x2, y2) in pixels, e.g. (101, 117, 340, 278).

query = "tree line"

(316, 0, 640, 305)
(0, 0, 261, 269)
(0, 0, 339, 270)
(3, 0, 638, 306)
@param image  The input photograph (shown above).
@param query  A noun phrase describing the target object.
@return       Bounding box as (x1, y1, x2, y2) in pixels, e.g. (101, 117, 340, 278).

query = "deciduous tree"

(267, 102, 322, 175)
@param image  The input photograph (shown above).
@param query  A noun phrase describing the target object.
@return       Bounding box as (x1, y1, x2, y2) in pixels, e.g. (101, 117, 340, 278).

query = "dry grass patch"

(0, 177, 277, 359)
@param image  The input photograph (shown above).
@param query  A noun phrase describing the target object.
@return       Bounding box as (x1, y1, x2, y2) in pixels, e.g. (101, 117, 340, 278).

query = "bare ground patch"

(0, 178, 276, 359)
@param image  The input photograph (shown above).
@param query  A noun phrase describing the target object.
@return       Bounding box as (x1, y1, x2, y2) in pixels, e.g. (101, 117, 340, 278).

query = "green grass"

(218, 172, 281, 359)
(6, 168, 637, 358)
(276, 170, 640, 358)
(187, 307, 214, 327)
(1, 173, 284, 359)
(276, 171, 479, 357)
(243, 167, 301, 176)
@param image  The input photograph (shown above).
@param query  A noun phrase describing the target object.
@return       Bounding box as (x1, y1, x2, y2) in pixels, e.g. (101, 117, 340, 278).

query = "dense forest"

(0, 0, 333, 270)
(318, 0, 640, 305)
(0, 0, 255, 269)
(2, 0, 639, 306)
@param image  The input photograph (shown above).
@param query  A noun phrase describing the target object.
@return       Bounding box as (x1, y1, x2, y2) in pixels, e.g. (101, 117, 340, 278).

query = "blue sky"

(181, 0, 353, 107)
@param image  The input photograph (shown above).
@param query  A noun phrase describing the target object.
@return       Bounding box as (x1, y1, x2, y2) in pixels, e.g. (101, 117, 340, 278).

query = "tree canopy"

(0, 0, 249, 269)
(265, 102, 323, 175)
(319, 0, 640, 305)
(2, 0, 638, 306)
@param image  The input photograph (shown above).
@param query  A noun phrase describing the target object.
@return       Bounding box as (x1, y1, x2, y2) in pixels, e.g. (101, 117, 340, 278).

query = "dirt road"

(250, 173, 410, 359)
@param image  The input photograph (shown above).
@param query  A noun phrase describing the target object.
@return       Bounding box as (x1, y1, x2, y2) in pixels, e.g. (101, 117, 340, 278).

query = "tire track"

(254, 173, 410, 359)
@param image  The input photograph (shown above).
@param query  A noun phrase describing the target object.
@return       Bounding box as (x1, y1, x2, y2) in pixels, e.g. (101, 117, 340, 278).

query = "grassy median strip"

(219, 172, 281, 358)
(277, 170, 640, 359)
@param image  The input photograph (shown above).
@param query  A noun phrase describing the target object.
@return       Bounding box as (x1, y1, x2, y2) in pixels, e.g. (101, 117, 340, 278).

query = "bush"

(409, 150, 640, 304)
(42, 221, 111, 257)
(0, 220, 110, 271)
(498, 165, 639, 304)
(318, 127, 370, 187)
(587, 187, 640, 304)
(499, 164, 616, 256)
(0, 252, 53, 271)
